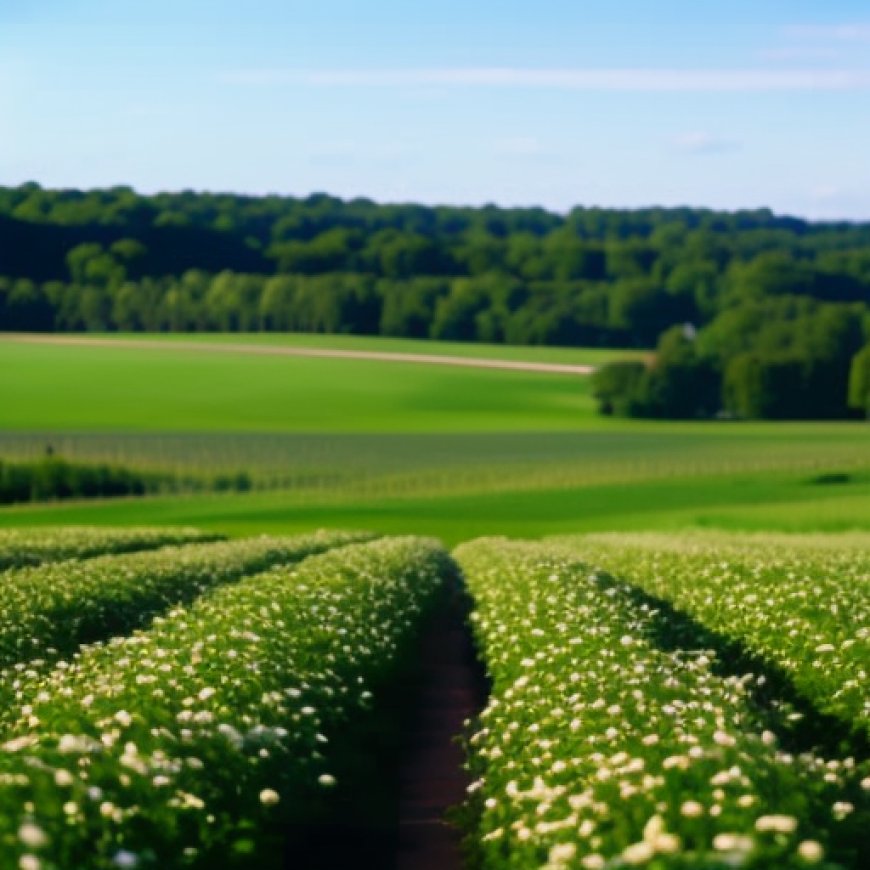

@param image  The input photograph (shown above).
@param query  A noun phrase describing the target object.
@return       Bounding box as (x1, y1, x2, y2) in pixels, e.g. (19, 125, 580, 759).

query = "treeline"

(2, 184, 870, 416)
(593, 298, 870, 419)
(0, 456, 254, 505)
(0, 271, 681, 347)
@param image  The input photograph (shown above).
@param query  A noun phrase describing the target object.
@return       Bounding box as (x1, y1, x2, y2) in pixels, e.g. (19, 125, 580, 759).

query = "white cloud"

(673, 132, 739, 155)
(759, 47, 843, 62)
(810, 184, 843, 201)
(493, 136, 546, 156)
(220, 67, 870, 92)
(784, 24, 870, 43)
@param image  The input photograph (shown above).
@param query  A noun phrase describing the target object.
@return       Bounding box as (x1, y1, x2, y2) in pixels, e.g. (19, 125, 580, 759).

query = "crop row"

(0, 530, 372, 676)
(0, 526, 220, 571)
(0, 535, 450, 869)
(455, 538, 869, 869)
(561, 532, 870, 739)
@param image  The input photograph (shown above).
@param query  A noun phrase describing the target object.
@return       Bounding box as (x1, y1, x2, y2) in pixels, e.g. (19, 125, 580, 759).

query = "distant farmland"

(1, 333, 868, 543)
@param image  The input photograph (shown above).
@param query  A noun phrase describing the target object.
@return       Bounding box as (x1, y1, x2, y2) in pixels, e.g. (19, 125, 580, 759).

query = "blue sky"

(1, 1, 869, 218)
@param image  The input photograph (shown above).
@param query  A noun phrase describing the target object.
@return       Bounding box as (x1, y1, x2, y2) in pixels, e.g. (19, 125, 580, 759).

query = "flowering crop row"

(0, 526, 220, 571)
(0, 535, 449, 869)
(0, 529, 372, 676)
(456, 538, 869, 869)
(560, 533, 870, 738)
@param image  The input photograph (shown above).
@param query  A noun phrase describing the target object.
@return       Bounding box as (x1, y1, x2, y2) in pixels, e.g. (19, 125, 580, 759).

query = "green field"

(1, 333, 869, 542)
(135, 331, 646, 366)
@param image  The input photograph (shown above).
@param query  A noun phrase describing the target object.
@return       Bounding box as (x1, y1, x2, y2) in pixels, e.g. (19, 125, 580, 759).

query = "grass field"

(76, 331, 647, 366)
(1, 332, 869, 542)
(0, 338, 601, 432)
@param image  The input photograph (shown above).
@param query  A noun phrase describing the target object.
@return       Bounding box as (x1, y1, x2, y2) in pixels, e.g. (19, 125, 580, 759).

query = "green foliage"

(0, 536, 447, 868)
(457, 537, 869, 869)
(595, 327, 720, 419)
(0, 530, 370, 672)
(848, 345, 870, 416)
(0, 526, 217, 571)
(563, 531, 870, 739)
(0, 456, 273, 505)
(3, 184, 870, 368)
(591, 360, 647, 416)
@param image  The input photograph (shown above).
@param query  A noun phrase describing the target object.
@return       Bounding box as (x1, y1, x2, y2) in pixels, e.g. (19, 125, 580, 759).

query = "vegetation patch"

(456, 537, 869, 869)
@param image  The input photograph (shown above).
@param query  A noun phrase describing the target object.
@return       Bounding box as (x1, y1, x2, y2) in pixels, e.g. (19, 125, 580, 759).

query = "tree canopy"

(2, 183, 869, 419)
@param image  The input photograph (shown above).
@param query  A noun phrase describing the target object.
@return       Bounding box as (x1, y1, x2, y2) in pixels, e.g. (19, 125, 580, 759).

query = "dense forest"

(2, 183, 870, 418)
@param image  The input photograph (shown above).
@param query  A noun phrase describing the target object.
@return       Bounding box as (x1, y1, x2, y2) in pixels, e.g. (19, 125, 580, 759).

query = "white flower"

(680, 800, 703, 818)
(548, 843, 577, 864)
(18, 824, 47, 849)
(622, 841, 655, 864)
(755, 814, 797, 834)
(832, 801, 853, 820)
(54, 769, 74, 787)
(713, 833, 754, 852)
(259, 789, 280, 806)
(797, 840, 823, 863)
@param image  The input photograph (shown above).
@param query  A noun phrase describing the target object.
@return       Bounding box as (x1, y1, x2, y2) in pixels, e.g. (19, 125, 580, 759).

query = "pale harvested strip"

(0, 530, 373, 675)
(0, 526, 221, 571)
(559, 532, 870, 739)
(0, 536, 449, 869)
(456, 538, 869, 870)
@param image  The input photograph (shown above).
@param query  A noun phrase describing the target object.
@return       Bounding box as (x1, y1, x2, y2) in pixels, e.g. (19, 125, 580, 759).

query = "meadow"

(1, 334, 869, 542)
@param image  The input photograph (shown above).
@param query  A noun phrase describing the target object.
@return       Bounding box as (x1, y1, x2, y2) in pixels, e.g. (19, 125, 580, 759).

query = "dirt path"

(395, 598, 486, 870)
(3, 333, 596, 376)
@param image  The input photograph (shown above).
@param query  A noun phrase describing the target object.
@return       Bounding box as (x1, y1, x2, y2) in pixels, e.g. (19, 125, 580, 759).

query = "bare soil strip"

(3, 333, 596, 376)
(395, 597, 486, 870)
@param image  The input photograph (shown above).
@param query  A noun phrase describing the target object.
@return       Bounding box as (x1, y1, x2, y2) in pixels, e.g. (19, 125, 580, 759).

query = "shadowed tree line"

(1, 183, 870, 418)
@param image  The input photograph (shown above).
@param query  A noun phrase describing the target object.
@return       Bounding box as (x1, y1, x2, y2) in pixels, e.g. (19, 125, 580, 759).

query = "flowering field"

(1, 523, 868, 868)
(0, 530, 372, 677)
(0, 535, 450, 869)
(0, 526, 219, 571)
(455, 538, 869, 869)
(558, 532, 870, 741)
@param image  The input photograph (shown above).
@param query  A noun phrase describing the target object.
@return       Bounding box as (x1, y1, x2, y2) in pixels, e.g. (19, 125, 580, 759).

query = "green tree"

(848, 345, 870, 418)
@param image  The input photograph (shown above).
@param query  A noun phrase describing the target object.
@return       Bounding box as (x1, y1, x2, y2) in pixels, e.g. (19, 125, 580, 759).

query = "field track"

(2, 333, 597, 375)
(396, 600, 484, 869)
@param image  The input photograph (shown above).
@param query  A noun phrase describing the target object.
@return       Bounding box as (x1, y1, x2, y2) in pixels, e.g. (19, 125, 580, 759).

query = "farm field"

(2, 527, 866, 868)
(2, 334, 870, 867)
(1, 334, 870, 540)
(0, 532, 452, 869)
(554, 531, 870, 738)
(456, 536, 869, 869)
(5, 331, 645, 367)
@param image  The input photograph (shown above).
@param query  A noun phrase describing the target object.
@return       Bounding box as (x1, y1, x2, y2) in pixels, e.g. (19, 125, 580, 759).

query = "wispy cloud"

(810, 184, 844, 201)
(492, 137, 547, 157)
(759, 47, 843, 62)
(784, 24, 870, 43)
(220, 67, 870, 92)
(673, 132, 739, 155)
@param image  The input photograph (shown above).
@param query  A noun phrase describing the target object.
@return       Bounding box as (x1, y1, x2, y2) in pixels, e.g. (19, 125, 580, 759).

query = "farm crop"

(0, 526, 219, 571)
(456, 538, 869, 869)
(0, 530, 372, 675)
(0, 535, 450, 869)
(561, 533, 870, 739)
